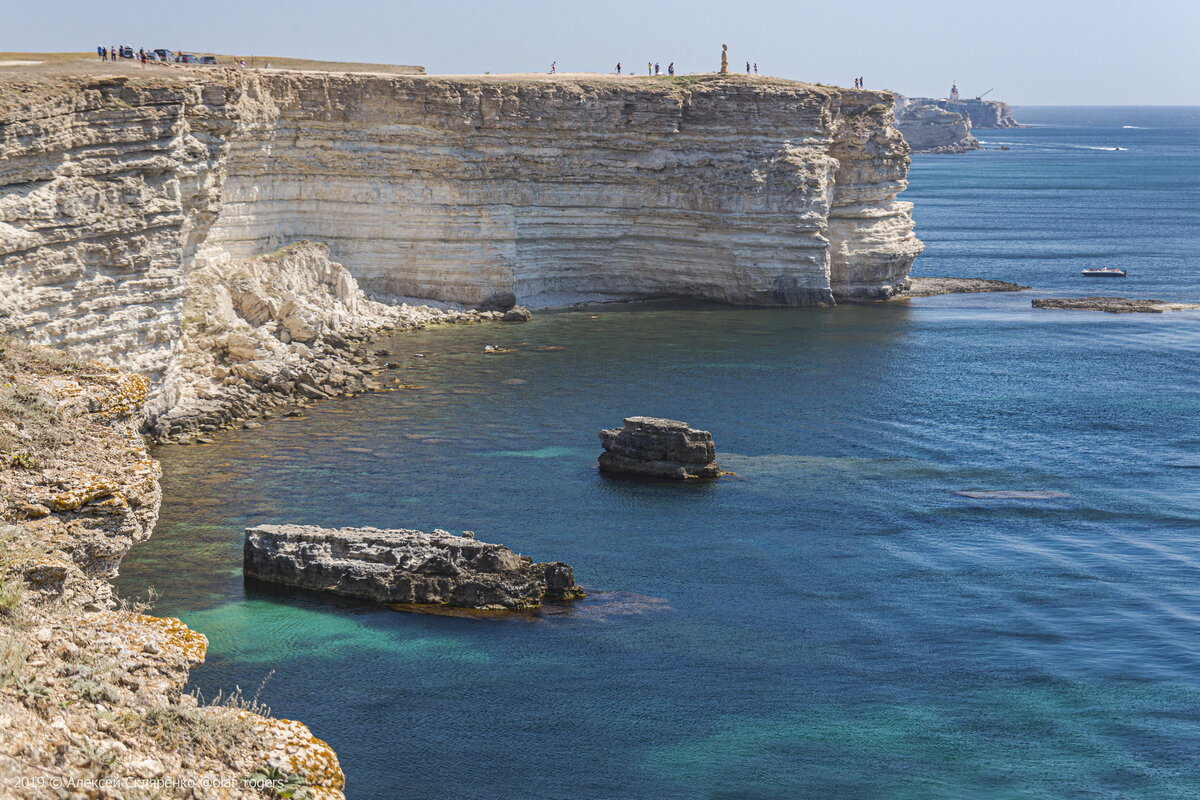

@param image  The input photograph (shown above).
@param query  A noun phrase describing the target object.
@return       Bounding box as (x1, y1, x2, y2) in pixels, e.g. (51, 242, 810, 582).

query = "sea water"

(117, 107, 1200, 800)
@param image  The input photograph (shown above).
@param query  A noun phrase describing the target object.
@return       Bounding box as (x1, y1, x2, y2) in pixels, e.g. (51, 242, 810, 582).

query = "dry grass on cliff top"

(0, 50, 421, 76)
(0, 51, 872, 94)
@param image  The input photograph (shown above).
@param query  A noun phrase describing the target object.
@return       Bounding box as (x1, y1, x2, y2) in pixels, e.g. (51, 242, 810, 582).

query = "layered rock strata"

(244, 524, 585, 611)
(1, 70, 922, 428)
(598, 417, 720, 479)
(207, 74, 922, 308)
(0, 340, 344, 798)
(895, 104, 980, 154)
(897, 95, 1020, 129)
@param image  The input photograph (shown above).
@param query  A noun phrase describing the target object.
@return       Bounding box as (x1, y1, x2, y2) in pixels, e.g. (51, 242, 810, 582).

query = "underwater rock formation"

(1032, 297, 1200, 313)
(244, 524, 584, 611)
(598, 416, 720, 479)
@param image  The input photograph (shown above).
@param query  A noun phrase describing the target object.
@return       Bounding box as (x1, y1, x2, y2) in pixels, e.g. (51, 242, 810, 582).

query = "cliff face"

(204, 74, 920, 309)
(0, 76, 235, 390)
(899, 96, 1020, 129)
(0, 340, 344, 798)
(895, 103, 981, 154)
(1, 70, 922, 417)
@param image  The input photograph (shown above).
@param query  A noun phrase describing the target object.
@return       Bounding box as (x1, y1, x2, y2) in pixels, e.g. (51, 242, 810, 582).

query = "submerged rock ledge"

(887, 276, 1030, 299)
(1032, 297, 1200, 314)
(244, 524, 584, 611)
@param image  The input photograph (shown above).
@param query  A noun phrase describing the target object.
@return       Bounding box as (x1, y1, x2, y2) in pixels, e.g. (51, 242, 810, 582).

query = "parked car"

(175, 54, 198, 64)
(153, 49, 174, 62)
(199, 56, 218, 65)
(118, 45, 134, 59)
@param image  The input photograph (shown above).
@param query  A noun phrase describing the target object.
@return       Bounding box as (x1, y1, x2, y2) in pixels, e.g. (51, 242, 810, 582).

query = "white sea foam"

(1059, 144, 1129, 151)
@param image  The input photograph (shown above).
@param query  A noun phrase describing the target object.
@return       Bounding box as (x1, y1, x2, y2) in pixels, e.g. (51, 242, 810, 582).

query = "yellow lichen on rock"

(129, 613, 210, 666)
(242, 713, 347, 797)
(0, 341, 345, 798)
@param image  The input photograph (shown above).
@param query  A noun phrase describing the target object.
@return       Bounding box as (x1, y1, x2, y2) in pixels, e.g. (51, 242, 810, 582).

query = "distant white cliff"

(894, 94, 1020, 153)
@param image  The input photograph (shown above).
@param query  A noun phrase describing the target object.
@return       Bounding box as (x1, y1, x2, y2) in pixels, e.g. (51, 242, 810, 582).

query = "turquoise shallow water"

(117, 107, 1200, 800)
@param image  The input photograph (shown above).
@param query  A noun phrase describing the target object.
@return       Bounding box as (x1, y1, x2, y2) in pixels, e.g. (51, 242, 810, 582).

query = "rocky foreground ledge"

(0, 340, 344, 798)
(1032, 297, 1200, 313)
(244, 525, 584, 611)
(599, 417, 720, 479)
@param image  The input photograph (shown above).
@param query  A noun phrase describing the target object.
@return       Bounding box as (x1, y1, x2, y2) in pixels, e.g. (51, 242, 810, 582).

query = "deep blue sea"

(117, 107, 1200, 800)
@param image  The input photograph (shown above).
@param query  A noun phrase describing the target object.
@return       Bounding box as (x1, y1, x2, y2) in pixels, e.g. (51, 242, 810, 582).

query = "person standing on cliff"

(746, 61, 750, 73)
(668, 62, 674, 76)
(753, 63, 758, 74)
(97, 45, 105, 61)
(648, 62, 652, 75)
(616, 62, 621, 75)
(551, 61, 556, 74)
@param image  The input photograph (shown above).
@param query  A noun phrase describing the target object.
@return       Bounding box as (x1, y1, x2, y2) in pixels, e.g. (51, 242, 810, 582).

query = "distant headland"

(895, 83, 1020, 153)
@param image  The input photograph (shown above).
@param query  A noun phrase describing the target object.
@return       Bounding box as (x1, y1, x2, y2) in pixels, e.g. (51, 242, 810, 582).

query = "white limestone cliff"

(895, 103, 981, 154)
(0, 70, 923, 422)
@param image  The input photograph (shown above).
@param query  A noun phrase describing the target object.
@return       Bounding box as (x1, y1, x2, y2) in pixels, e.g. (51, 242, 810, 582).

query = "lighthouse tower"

(949, 82, 960, 101)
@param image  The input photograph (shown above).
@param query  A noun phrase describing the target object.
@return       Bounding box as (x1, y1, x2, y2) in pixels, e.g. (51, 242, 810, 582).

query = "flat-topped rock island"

(599, 417, 721, 479)
(244, 524, 584, 611)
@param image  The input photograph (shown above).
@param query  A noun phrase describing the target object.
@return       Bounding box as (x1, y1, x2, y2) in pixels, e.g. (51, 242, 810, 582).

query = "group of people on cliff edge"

(97, 45, 148, 67)
(609, 62, 676, 76)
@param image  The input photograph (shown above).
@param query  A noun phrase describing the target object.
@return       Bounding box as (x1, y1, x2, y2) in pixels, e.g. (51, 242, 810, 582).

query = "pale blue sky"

(3, 0, 1195, 104)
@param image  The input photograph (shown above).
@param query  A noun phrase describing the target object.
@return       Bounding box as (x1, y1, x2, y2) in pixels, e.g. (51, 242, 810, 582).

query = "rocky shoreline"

(1, 68, 923, 413)
(0, 340, 345, 798)
(1032, 297, 1200, 313)
(895, 103, 980, 154)
(893, 94, 1018, 154)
